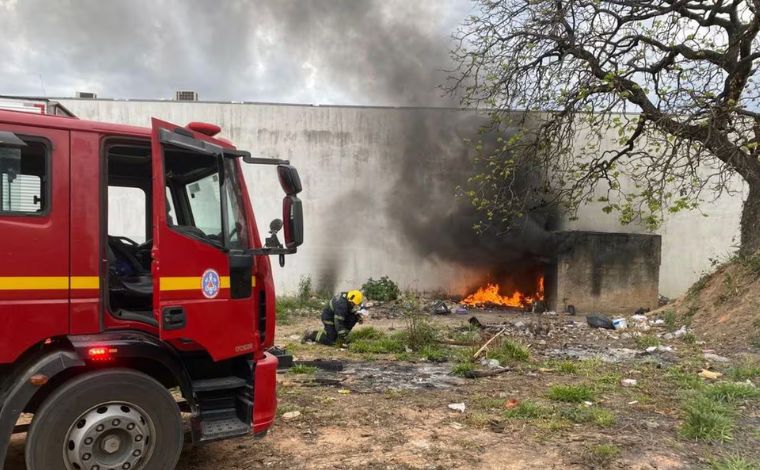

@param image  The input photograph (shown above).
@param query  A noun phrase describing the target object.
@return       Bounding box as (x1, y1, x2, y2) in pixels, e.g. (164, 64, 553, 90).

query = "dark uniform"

(310, 292, 360, 345)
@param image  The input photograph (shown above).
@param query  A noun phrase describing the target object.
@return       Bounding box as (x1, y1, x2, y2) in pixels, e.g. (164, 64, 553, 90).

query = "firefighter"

(303, 290, 365, 346)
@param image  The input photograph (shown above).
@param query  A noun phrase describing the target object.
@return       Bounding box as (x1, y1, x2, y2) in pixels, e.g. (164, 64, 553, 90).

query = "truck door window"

(185, 172, 222, 240)
(108, 186, 147, 243)
(0, 139, 48, 215)
(223, 159, 249, 249)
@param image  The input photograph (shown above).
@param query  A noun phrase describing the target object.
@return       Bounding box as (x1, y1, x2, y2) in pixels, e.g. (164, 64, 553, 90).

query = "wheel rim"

(63, 401, 156, 470)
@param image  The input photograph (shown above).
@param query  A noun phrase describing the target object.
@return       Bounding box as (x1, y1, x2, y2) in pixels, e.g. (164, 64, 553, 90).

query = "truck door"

(151, 118, 257, 361)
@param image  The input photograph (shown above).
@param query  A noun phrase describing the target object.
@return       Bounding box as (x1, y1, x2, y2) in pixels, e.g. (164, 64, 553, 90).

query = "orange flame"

(463, 276, 544, 307)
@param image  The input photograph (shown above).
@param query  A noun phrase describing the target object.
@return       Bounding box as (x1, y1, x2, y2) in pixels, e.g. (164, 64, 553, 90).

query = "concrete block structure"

(548, 232, 661, 314)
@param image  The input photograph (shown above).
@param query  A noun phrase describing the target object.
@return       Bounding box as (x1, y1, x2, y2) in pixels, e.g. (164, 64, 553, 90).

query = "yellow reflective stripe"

(0, 276, 99, 290)
(0, 277, 68, 290)
(71, 276, 100, 289)
(160, 276, 231, 291)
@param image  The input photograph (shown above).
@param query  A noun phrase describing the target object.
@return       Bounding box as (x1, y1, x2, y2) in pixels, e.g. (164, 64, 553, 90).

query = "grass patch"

(560, 406, 616, 427)
(288, 364, 318, 374)
(349, 333, 406, 354)
(584, 443, 621, 468)
(487, 338, 530, 363)
(419, 344, 448, 362)
(503, 400, 554, 419)
(635, 334, 661, 349)
(726, 360, 760, 382)
(663, 309, 677, 331)
(682, 333, 697, 344)
(703, 382, 760, 403)
(451, 361, 476, 377)
(547, 384, 595, 403)
(680, 394, 735, 442)
(557, 360, 579, 374)
(710, 455, 760, 470)
(348, 326, 385, 341)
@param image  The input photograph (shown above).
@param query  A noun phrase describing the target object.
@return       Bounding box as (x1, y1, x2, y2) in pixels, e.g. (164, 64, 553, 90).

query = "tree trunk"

(740, 183, 760, 256)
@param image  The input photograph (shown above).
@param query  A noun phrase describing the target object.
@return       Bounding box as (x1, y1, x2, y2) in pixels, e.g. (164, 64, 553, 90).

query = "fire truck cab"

(0, 108, 303, 469)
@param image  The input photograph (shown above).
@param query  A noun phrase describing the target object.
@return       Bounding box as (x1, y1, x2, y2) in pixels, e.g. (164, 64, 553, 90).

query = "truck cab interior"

(105, 141, 248, 325)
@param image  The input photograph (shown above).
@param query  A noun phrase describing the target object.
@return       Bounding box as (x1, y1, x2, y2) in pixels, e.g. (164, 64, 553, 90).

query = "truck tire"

(25, 368, 183, 470)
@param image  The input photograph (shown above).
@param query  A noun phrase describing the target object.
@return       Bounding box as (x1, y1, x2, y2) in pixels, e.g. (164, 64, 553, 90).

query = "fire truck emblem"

(201, 269, 220, 298)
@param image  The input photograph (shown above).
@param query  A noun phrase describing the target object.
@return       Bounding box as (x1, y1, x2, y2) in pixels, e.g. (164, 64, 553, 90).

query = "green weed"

(288, 364, 318, 375)
(561, 406, 615, 427)
(349, 334, 406, 354)
(680, 395, 735, 442)
(703, 382, 760, 403)
(348, 326, 385, 341)
(451, 361, 476, 377)
(726, 360, 760, 381)
(635, 335, 661, 349)
(361, 276, 400, 301)
(710, 455, 760, 470)
(504, 401, 554, 419)
(584, 443, 621, 468)
(488, 338, 530, 363)
(547, 384, 595, 403)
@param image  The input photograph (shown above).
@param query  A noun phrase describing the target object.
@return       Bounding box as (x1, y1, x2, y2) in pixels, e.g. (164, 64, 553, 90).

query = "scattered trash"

(664, 325, 689, 339)
(455, 306, 469, 315)
(480, 358, 501, 369)
(703, 353, 730, 363)
(587, 314, 614, 329)
(448, 403, 466, 413)
(282, 411, 301, 420)
(612, 318, 628, 330)
(652, 319, 665, 326)
(645, 345, 674, 353)
(621, 378, 638, 387)
(514, 321, 526, 329)
(432, 301, 451, 315)
(698, 369, 722, 380)
(449, 422, 464, 430)
(338, 389, 351, 394)
(565, 304, 576, 315)
(538, 368, 555, 373)
(658, 294, 670, 306)
(504, 399, 519, 409)
(630, 314, 648, 322)
(627, 400, 639, 405)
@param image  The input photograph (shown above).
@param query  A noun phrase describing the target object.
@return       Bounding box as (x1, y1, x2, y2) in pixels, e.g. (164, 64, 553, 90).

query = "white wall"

(57, 99, 744, 298)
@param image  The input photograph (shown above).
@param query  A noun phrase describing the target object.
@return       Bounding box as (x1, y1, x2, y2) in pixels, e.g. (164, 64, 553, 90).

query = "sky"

(0, 0, 472, 106)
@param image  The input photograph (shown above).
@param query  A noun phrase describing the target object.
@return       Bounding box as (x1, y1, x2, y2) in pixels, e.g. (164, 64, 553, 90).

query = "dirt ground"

(5, 307, 759, 469)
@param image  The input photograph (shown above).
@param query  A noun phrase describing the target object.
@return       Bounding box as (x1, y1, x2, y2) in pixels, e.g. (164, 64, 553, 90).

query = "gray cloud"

(0, 0, 469, 105)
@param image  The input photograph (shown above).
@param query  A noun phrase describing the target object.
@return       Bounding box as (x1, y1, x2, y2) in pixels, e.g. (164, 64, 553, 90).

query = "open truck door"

(150, 118, 259, 361)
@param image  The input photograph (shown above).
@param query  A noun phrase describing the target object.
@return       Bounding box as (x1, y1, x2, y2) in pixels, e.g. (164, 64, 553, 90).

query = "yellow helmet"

(346, 290, 363, 306)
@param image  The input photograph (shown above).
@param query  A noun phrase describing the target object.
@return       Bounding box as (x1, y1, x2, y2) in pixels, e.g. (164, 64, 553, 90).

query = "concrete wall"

(551, 232, 661, 314)
(56, 98, 744, 299)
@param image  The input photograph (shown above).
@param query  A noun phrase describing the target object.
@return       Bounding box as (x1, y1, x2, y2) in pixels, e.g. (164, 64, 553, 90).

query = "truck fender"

(67, 331, 195, 406)
(0, 350, 84, 470)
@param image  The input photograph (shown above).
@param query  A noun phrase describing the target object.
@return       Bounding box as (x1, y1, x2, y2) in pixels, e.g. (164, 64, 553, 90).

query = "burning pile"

(463, 277, 544, 308)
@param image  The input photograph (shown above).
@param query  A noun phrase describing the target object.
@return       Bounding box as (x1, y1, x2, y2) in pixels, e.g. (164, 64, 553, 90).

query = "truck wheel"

(25, 368, 183, 470)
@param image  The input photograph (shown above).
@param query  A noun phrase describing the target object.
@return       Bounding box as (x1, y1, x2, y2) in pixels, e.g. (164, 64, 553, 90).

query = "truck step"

(192, 376, 246, 393)
(199, 417, 250, 442)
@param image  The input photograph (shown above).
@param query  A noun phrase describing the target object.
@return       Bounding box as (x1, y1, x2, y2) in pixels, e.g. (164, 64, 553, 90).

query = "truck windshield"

(166, 150, 249, 249)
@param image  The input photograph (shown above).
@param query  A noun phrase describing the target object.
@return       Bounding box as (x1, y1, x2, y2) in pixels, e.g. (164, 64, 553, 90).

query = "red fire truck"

(0, 108, 303, 469)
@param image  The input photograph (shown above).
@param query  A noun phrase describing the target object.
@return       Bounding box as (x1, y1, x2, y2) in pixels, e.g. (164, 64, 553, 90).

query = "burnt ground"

(5, 307, 760, 469)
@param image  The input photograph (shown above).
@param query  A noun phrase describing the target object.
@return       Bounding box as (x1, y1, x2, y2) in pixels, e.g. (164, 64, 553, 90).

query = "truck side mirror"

(283, 195, 303, 250)
(277, 165, 302, 195)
